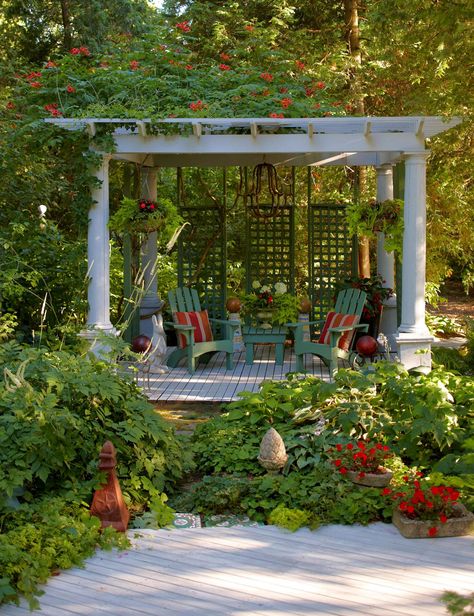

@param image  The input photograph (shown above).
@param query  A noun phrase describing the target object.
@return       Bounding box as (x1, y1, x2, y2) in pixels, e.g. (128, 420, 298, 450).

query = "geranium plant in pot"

(385, 476, 474, 538)
(328, 439, 393, 487)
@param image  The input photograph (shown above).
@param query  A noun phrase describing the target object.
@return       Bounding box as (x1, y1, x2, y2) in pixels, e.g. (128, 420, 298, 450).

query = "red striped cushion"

(318, 311, 359, 351)
(174, 310, 214, 349)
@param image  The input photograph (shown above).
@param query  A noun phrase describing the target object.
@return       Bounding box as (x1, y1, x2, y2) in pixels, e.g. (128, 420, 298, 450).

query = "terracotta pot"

(346, 467, 393, 487)
(226, 297, 242, 313)
(299, 297, 312, 314)
(392, 503, 474, 539)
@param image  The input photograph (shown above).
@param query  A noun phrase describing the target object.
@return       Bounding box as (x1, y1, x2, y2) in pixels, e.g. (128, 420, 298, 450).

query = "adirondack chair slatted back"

(334, 288, 367, 317)
(169, 288, 202, 313)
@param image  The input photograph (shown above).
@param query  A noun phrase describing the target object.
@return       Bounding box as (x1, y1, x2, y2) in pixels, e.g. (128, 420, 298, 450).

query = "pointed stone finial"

(90, 441, 130, 532)
(258, 427, 288, 473)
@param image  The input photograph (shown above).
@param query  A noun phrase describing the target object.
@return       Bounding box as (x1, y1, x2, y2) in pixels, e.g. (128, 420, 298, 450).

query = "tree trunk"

(344, 0, 371, 278)
(60, 0, 72, 51)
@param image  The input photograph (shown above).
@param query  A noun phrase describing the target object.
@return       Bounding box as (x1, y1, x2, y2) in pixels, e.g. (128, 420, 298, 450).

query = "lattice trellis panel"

(245, 204, 295, 293)
(308, 202, 354, 325)
(177, 204, 227, 323)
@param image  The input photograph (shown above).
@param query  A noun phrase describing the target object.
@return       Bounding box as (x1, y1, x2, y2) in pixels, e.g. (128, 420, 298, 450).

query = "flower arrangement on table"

(240, 280, 299, 326)
(329, 439, 393, 478)
(383, 475, 473, 538)
(335, 274, 393, 321)
(109, 195, 181, 235)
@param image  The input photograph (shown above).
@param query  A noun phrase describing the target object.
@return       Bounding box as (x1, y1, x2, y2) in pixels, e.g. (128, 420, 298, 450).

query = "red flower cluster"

(220, 53, 231, 61)
(329, 440, 392, 475)
(269, 112, 284, 118)
(219, 63, 231, 71)
(295, 60, 305, 71)
(185, 64, 193, 70)
(176, 21, 191, 32)
(189, 100, 205, 112)
(316, 81, 325, 89)
(70, 46, 90, 56)
(45, 61, 57, 69)
(44, 103, 62, 117)
(129, 60, 140, 70)
(280, 97, 293, 109)
(245, 24, 254, 31)
(260, 72, 273, 82)
(138, 198, 157, 214)
(383, 477, 462, 536)
(6, 101, 15, 110)
(26, 71, 42, 81)
(256, 290, 274, 307)
(66, 84, 76, 93)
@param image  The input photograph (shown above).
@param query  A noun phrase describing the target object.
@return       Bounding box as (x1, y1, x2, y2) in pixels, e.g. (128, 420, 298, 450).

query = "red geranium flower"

(269, 113, 284, 118)
(280, 97, 293, 109)
(220, 53, 231, 61)
(45, 61, 57, 69)
(129, 60, 140, 70)
(428, 527, 438, 537)
(295, 60, 305, 70)
(176, 20, 191, 32)
(316, 81, 325, 89)
(219, 64, 231, 71)
(245, 24, 254, 31)
(30, 81, 42, 88)
(66, 84, 76, 93)
(260, 72, 273, 82)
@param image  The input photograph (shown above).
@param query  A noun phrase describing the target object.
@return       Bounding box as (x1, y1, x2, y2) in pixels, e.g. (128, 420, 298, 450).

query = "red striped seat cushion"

(318, 311, 359, 351)
(174, 310, 214, 349)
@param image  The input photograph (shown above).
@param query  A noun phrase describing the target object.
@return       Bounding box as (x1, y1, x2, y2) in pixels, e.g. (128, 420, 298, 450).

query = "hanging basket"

(109, 196, 177, 235)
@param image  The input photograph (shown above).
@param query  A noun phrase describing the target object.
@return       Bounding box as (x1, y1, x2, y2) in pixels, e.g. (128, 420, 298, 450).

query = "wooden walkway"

(140, 346, 330, 402)
(3, 523, 473, 615)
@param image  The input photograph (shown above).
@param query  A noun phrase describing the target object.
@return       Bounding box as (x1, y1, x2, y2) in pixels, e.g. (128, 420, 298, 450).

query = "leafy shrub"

(267, 505, 312, 531)
(0, 342, 183, 506)
(0, 496, 128, 609)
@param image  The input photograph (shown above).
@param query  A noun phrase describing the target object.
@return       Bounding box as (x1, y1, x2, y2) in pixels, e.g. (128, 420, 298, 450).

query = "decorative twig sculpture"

(90, 441, 130, 532)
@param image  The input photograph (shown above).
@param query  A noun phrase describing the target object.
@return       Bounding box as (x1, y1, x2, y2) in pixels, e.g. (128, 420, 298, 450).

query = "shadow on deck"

(139, 345, 331, 403)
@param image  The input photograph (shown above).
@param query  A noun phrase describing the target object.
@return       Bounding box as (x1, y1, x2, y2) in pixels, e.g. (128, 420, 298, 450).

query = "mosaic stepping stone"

(171, 513, 201, 528)
(203, 514, 264, 528)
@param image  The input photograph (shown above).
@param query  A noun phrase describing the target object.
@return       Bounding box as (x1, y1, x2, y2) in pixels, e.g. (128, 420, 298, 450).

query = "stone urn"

(258, 427, 288, 473)
(392, 503, 474, 539)
(346, 466, 393, 488)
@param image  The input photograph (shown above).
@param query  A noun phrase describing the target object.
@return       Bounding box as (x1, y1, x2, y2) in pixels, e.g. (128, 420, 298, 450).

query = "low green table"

(241, 325, 288, 365)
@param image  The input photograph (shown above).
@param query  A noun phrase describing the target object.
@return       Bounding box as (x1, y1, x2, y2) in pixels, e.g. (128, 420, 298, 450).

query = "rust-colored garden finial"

(90, 441, 130, 532)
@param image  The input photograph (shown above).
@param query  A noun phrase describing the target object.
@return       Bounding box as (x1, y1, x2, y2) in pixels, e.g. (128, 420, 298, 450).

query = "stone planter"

(392, 503, 474, 539)
(346, 467, 393, 488)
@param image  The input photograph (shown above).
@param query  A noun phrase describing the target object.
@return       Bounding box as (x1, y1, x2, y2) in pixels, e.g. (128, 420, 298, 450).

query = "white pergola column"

(375, 164, 397, 351)
(396, 151, 433, 370)
(80, 154, 117, 354)
(140, 167, 164, 339)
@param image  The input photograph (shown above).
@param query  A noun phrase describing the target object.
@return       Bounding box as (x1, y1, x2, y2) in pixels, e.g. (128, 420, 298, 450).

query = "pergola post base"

(79, 326, 119, 360)
(379, 295, 398, 351)
(396, 333, 434, 371)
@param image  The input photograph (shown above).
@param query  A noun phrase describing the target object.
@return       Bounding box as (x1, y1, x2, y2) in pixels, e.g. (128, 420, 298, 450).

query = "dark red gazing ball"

(132, 335, 152, 353)
(356, 335, 378, 357)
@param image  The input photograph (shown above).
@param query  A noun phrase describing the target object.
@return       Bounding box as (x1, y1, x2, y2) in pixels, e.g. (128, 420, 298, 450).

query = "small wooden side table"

(241, 325, 288, 365)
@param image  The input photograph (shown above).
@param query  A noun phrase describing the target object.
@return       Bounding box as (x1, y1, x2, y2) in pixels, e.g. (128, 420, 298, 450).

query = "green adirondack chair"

(165, 287, 240, 373)
(287, 288, 369, 377)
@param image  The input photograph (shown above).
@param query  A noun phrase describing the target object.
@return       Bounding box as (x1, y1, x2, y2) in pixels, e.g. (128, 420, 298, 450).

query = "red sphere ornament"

(356, 335, 378, 357)
(132, 335, 152, 353)
(226, 297, 242, 313)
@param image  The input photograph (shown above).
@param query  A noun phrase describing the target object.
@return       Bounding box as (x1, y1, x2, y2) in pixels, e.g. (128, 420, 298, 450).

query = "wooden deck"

(3, 523, 473, 615)
(140, 346, 330, 402)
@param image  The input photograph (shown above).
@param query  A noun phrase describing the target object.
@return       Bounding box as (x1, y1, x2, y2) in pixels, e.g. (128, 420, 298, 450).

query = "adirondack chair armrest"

(328, 325, 357, 333)
(164, 321, 194, 332)
(353, 323, 369, 332)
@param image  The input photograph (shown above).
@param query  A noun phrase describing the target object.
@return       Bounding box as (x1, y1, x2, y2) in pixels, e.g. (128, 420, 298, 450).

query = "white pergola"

(48, 115, 461, 370)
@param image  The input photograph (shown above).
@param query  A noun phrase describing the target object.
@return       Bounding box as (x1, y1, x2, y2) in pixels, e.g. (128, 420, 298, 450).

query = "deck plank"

(143, 346, 330, 403)
(3, 524, 472, 616)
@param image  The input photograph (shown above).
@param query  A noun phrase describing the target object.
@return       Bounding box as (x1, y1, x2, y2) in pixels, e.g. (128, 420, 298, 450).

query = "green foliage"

(442, 591, 474, 616)
(0, 343, 183, 505)
(171, 475, 251, 515)
(130, 493, 175, 529)
(0, 496, 128, 608)
(345, 199, 404, 254)
(267, 504, 312, 532)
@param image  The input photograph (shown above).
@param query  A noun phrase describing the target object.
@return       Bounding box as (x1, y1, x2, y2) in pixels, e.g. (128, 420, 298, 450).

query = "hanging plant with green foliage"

(345, 198, 404, 254)
(109, 195, 182, 238)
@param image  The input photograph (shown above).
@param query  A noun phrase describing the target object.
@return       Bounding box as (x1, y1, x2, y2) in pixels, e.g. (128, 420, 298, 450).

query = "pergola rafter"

(47, 115, 462, 370)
